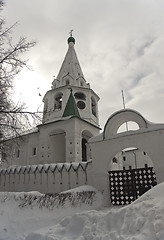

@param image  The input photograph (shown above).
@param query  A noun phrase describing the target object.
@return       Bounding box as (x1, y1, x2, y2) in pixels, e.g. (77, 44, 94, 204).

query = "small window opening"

(33, 147, 37, 156)
(66, 80, 69, 85)
(145, 164, 148, 168)
(74, 92, 86, 100)
(112, 157, 118, 163)
(17, 150, 20, 158)
(80, 82, 83, 87)
(123, 167, 125, 170)
(143, 152, 146, 155)
(129, 165, 132, 169)
(123, 156, 126, 161)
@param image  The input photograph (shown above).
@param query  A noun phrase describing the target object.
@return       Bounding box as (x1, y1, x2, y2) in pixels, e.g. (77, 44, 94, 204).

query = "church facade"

(1, 35, 164, 205)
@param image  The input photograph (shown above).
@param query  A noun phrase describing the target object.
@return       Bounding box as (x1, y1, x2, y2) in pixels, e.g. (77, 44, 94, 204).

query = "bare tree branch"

(0, 0, 41, 153)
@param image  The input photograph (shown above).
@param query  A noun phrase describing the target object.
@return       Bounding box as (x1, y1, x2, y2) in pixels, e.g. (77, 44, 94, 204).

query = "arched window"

(82, 138, 87, 162)
(54, 93, 63, 110)
(91, 97, 96, 117)
(81, 130, 93, 162)
(74, 92, 86, 100)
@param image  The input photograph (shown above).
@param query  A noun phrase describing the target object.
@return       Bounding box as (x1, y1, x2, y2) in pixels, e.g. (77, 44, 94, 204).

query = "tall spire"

(52, 32, 88, 89)
(43, 33, 100, 127)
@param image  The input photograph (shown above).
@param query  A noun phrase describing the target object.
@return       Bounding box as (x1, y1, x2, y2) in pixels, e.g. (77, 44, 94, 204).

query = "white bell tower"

(42, 33, 100, 162)
(43, 34, 100, 127)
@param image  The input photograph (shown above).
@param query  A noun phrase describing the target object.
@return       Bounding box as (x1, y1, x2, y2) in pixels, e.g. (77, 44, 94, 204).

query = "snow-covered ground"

(0, 184, 164, 240)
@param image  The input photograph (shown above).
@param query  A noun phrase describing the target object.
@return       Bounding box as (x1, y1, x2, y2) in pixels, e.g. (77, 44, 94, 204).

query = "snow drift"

(26, 183, 164, 240)
(0, 185, 103, 240)
(0, 184, 164, 240)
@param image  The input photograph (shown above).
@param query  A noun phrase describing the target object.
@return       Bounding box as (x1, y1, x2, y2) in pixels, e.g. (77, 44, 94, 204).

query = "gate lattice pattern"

(109, 167, 157, 205)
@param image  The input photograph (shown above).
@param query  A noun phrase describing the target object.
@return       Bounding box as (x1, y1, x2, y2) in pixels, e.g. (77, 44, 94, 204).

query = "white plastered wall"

(0, 161, 93, 194)
(3, 116, 100, 167)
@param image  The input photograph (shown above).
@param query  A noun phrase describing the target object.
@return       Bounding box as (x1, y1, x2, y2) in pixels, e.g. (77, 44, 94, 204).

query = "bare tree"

(0, 1, 40, 152)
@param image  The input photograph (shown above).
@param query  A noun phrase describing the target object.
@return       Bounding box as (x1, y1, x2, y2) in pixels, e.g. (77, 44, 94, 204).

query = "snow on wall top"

(0, 160, 92, 175)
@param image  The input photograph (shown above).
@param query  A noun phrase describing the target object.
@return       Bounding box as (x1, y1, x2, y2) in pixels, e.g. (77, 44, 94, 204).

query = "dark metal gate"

(109, 167, 157, 205)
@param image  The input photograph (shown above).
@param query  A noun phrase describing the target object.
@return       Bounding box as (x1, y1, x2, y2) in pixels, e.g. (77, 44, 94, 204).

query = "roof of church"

(62, 89, 80, 118)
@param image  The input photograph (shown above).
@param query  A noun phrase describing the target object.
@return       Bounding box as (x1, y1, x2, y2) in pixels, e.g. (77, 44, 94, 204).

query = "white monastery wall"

(0, 161, 92, 193)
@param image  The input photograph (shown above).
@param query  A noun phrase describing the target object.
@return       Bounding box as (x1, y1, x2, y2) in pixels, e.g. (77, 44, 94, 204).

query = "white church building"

(1, 35, 164, 205)
(5, 35, 100, 166)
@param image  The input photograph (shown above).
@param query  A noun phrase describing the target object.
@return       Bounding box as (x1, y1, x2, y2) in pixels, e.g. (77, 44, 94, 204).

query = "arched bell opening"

(54, 92, 63, 111)
(91, 96, 97, 117)
(74, 92, 86, 100)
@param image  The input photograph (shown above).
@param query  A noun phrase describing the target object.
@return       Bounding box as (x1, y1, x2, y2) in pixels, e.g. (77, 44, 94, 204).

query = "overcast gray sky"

(2, 0, 164, 128)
